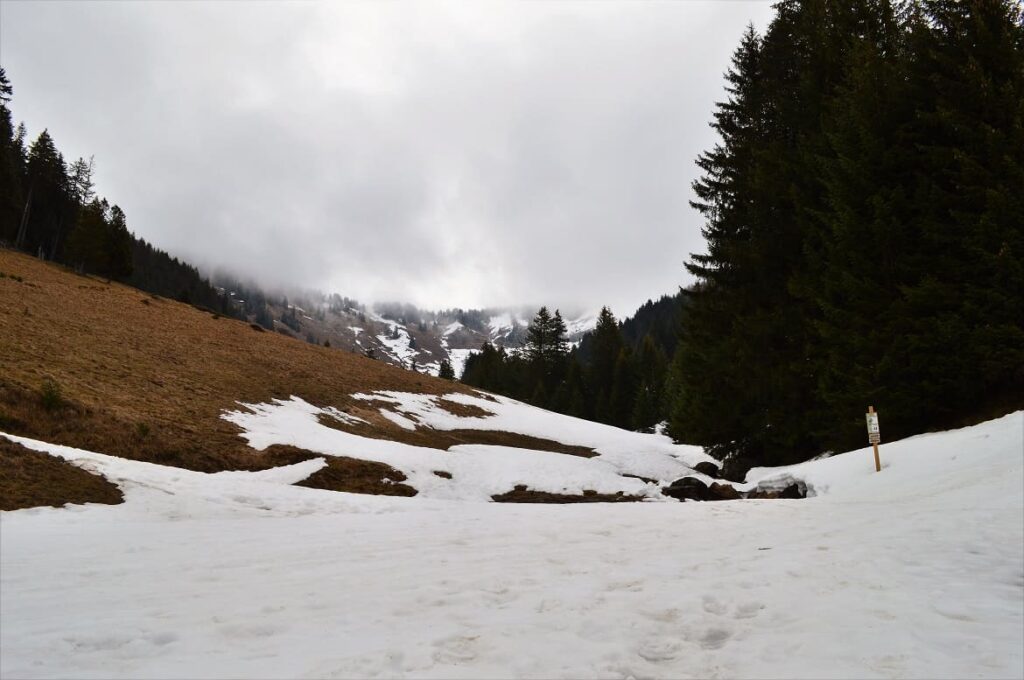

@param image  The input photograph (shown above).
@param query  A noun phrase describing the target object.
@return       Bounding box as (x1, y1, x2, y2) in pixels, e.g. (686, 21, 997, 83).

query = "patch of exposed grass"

(435, 399, 494, 419)
(288, 449, 417, 497)
(491, 485, 643, 504)
(0, 438, 124, 511)
(326, 410, 597, 457)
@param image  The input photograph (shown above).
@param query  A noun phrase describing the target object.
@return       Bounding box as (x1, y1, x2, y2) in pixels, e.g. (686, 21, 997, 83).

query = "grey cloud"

(1, 0, 774, 316)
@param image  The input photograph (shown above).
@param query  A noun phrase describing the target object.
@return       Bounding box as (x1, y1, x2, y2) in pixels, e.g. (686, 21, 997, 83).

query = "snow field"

(1, 406, 1021, 679)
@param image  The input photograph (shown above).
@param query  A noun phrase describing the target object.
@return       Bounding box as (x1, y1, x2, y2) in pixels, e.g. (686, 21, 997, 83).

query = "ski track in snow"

(1, 404, 1021, 679)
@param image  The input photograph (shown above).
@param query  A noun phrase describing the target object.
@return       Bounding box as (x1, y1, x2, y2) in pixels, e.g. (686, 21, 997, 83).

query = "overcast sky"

(1, 0, 773, 316)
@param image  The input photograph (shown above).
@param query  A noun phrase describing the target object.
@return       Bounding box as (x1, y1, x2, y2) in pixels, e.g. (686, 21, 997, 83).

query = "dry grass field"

(0, 438, 124, 510)
(0, 249, 629, 509)
(0, 250, 510, 502)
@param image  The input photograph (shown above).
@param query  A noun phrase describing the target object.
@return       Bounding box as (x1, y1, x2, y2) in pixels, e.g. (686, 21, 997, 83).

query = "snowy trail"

(2, 413, 1022, 679)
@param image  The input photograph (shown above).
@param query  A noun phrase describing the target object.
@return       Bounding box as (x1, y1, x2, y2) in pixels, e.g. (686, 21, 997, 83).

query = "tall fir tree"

(0, 67, 24, 245)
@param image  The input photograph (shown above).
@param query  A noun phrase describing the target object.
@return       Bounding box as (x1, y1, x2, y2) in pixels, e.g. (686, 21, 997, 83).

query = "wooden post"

(867, 405, 881, 472)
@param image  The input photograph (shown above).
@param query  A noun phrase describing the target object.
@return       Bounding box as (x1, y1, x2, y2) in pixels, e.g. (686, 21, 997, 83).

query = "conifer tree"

(609, 347, 636, 429)
(632, 334, 668, 431)
(20, 129, 75, 257)
(0, 67, 24, 244)
(588, 307, 624, 423)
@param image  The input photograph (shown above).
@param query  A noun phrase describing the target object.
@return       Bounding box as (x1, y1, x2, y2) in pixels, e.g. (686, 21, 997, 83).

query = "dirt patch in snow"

(491, 485, 643, 504)
(0, 438, 124, 511)
(320, 411, 597, 458)
(434, 399, 495, 419)
(445, 430, 597, 457)
(283, 447, 418, 497)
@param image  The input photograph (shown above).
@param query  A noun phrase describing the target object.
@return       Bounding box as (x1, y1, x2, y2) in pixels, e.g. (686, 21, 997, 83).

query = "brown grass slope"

(0, 248, 477, 472)
(1, 250, 602, 508)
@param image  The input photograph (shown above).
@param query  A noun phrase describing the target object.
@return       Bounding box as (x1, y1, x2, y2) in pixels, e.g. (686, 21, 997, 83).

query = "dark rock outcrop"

(663, 477, 743, 502)
(709, 482, 741, 500)
(662, 476, 710, 501)
(693, 461, 721, 479)
(746, 482, 807, 499)
(720, 455, 756, 483)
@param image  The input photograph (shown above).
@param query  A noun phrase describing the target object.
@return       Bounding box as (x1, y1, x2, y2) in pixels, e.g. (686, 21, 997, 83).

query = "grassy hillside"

(0, 248, 478, 478)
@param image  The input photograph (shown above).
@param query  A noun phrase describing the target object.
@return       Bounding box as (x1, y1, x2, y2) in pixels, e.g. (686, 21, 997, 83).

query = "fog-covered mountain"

(214, 280, 598, 378)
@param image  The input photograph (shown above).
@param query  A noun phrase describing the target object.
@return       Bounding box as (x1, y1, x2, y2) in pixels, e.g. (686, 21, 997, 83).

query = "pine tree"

(0, 67, 24, 245)
(102, 205, 133, 279)
(525, 307, 553, 365)
(609, 347, 636, 429)
(587, 307, 624, 424)
(64, 198, 108, 274)
(438, 358, 456, 380)
(631, 334, 668, 431)
(19, 129, 75, 257)
(69, 156, 95, 206)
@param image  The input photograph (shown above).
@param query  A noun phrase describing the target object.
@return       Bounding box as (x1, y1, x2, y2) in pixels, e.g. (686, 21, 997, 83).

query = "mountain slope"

(0, 248, 689, 503)
(237, 292, 597, 377)
(0, 248, 474, 474)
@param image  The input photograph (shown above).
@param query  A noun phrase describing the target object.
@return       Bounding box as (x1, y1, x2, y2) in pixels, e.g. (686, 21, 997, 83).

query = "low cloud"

(2, 1, 773, 315)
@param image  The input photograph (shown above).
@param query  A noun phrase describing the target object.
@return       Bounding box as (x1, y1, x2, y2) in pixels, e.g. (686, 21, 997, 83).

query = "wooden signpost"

(866, 405, 881, 472)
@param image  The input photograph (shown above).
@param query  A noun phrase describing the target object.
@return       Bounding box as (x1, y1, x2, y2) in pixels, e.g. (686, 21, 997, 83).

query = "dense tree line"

(462, 305, 674, 432)
(0, 67, 246, 320)
(666, 0, 1024, 472)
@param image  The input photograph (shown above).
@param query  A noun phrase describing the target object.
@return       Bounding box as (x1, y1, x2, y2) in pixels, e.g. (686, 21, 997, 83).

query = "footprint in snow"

(699, 627, 733, 650)
(702, 595, 728, 616)
(637, 638, 683, 663)
(734, 602, 765, 619)
(432, 634, 482, 664)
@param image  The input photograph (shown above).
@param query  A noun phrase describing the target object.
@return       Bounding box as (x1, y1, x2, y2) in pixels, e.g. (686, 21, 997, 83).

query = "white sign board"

(866, 412, 880, 443)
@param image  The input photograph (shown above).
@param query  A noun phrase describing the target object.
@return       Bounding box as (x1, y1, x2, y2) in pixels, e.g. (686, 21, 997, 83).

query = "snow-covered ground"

(222, 392, 710, 502)
(1, 405, 1021, 679)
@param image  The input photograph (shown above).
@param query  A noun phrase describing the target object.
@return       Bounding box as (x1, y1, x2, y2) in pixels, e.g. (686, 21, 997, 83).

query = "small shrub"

(135, 422, 151, 439)
(39, 379, 64, 412)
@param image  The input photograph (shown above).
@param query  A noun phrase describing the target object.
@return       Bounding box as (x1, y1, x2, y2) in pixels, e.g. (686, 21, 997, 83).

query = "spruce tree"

(587, 307, 624, 424)
(20, 130, 75, 257)
(609, 347, 636, 429)
(0, 67, 24, 245)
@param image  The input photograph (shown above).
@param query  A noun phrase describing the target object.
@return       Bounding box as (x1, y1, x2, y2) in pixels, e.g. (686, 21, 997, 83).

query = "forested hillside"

(462, 303, 678, 432)
(464, 0, 1023, 476)
(667, 0, 1024, 472)
(0, 68, 242, 320)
